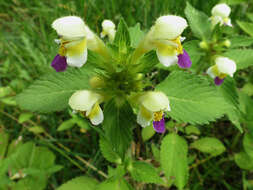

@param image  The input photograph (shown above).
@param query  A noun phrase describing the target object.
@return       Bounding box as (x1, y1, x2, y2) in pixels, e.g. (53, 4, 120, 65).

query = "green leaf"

(96, 178, 132, 190)
(243, 133, 253, 158)
(114, 18, 131, 52)
(128, 23, 145, 48)
(229, 35, 253, 48)
(28, 126, 45, 134)
(237, 21, 253, 37)
(234, 152, 253, 170)
(223, 49, 253, 70)
(99, 137, 122, 164)
(185, 2, 212, 40)
(160, 133, 188, 190)
(57, 176, 98, 190)
(151, 144, 160, 162)
(0, 86, 13, 98)
(156, 71, 229, 124)
(18, 112, 33, 123)
(128, 161, 163, 184)
(185, 125, 200, 135)
(221, 0, 247, 4)
(217, 77, 242, 132)
(57, 119, 76, 131)
(16, 65, 94, 113)
(141, 125, 155, 142)
(103, 99, 135, 158)
(242, 83, 253, 96)
(190, 137, 226, 156)
(73, 117, 91, 130)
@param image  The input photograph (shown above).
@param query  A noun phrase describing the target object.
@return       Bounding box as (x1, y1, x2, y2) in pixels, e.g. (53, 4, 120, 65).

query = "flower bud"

(89, 76, 105, 88)
(199, 41, 209, 50)
(223, 39, 231, 48)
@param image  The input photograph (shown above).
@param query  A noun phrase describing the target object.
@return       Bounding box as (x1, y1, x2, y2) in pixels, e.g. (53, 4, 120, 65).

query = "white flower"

(144, 15, 188, 67)
(52, 16, 88, 68)
(211, 3, 232, 27)
(216, 57, 236, 77)
(137, 91, 170, 128)
(69, 90, 104, 125)
(100, 19, 116, 42)
(206, 56, 236, 83)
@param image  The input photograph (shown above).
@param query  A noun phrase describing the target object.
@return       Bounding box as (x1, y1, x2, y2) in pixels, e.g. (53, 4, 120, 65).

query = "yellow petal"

(137, 106, 153, 127)
(87, 103, 104, 125)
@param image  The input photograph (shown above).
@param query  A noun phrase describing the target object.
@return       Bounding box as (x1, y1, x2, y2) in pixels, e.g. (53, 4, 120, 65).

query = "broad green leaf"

(190, 137, 226, 156)
(235, 152, 253, 170)
(160, 133, 188, 190)
(128, 161, 163, 184)
(185, 2, 212, 40)
(237, 21, 253, 37)
(99, 137, 122, 164)
(128, 23, 145, 48)
(1, 97, 16, 106)
(137, 51, 159, 73)
(114, 18, 131, 52)
(141, 125, 155, 142)
(16, 64, 94, 113)
(185, 125, 200, 135)
(217, 77, 242, 132)
(243, 133, 253, 158)
(57, 119, 76, 131)
(156, 71, 229, 124)
(223, 49, 253, 70)
(103, 99, 135, 158)
(229, 35, 253, 48)
(18, 112, 33, 123)
(96, 178, 133, 190)
(57, 176, 98, 190)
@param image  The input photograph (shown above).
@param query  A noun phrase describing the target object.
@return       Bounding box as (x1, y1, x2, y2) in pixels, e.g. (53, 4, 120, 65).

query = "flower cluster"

(50, 3, 236, 133)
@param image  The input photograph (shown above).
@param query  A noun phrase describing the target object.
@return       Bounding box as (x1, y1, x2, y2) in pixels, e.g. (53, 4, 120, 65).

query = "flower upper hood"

(52, 16, 86, 39)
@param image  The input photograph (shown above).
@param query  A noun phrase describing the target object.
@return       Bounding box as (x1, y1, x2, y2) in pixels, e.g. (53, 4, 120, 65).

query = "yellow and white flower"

(211, 3, 232, 27)
(143, 15, 191, 68)
(100, 19, 116, 42)
(206, 56, 236, 85)
(137, 91, 170, 133)
(52, 16, 88, 68)
(69, 90, 104, 125)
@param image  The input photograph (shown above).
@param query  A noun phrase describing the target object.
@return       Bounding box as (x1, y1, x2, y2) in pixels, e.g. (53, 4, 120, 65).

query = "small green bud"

(199, 41, 209, 50)
(223, 39, 231, 48)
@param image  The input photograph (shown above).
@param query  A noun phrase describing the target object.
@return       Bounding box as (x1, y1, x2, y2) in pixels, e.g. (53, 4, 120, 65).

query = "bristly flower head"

(137, 91, 170, 133)
(101, 19, 116, 42)
(206, 56, 236, 85)
(69, 90, 104, 125)
(211, 3, 232, 27)
(142, 15, 192, 68)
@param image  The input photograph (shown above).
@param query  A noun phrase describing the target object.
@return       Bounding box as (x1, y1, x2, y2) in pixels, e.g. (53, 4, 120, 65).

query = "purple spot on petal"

(214, 77, 224, 86)
(51, 54, 67, 72)
(177, 49, 192, 68)
(153, 116, 165, 133)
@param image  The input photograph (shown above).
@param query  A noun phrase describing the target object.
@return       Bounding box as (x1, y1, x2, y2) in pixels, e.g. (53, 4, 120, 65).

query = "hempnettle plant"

(14, 1, 253, 189)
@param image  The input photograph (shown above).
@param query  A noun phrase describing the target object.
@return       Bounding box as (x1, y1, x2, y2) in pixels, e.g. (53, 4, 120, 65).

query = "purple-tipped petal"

(177, 49, 192, 68)
(214, 77, 224, 86)
(51, 54, 67, 72)
(153, 117, 165, 133)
